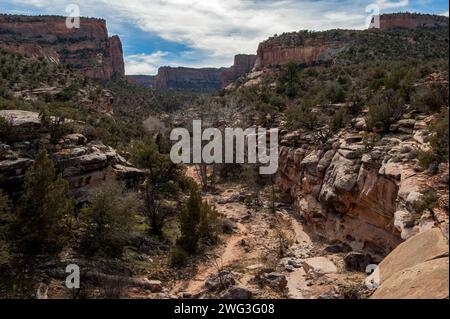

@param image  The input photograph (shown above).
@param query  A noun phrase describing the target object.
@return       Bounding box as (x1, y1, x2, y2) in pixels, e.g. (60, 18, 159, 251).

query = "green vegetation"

(106, 79, 200, 120)
(15, 149, 74, 255)
(412, 84, 449, 114)
(429, 107, 449, 162)
(131, 139, 186, 236)
(171, 185, 219, 266)
(412, 188, 439, 214)
(365, 90, 405, 132)
(0, 49, 72, 91)
(39, 106, 74, 142)
(79, 181, 138, 257)
(286, 99, 319, 130)
(417, 107, 449, 170)
(0, 190, 13, 267)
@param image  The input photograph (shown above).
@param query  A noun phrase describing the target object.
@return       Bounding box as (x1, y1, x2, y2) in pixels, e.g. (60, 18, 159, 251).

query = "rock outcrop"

(0, 110, 143, 203)
(0, 15, 125, 81)
(254, 13, 448, 69)
(370, 228, 449, 299)
(220, 54, 257, 87)
(369, 13, 449, 30)
(128, 54, 256, 92)
(255, 35, 345, 69)
(277, 108, 449, 260)
(154, 66, 226, 92)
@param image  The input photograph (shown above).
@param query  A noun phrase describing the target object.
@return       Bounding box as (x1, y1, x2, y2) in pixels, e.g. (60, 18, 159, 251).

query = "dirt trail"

(173, 223, 249, 297)
(170, 181, 320, 298)
(170, 169, 363, 299)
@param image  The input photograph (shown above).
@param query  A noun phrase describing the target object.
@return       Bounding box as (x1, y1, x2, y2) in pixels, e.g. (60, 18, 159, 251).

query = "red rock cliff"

(154, 66, 225, 91)
(0, 14, 125, 81)
(128, 54, 256, 91)
(369, 13, 449, 30)
(255, 32, 345, 69)
(220, 54, 257, 87)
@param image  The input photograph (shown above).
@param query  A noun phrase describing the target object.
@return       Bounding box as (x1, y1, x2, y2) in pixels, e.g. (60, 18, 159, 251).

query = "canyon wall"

(0, 15, 125, 81)
(220, 54, 257, 87)
(369, 13, 449, 30)
(255, 13, 449, 69)
(277, 111, 449, 260)
(128, 54, 256, 91)
(155, 66, 225, 91)
(255, 35, 345, 69)
(0, 110, 143, 204)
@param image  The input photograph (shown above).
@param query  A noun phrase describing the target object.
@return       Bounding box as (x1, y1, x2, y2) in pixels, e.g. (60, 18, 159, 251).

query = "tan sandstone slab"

(376, 228, 448, 283)
(371, 257, 449, 299)
(302, 257, 337, 275)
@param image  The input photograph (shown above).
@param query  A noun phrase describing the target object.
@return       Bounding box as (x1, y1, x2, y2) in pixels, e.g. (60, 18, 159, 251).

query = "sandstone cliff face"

(255, 13, 449, 69)
(369, 13, 449, 30)
(0, 15, 125, 81)
(128, 54, 256, 91)
(155, 66, 225, 91)
(220, 54, 257, 87)
(370, 228, 449, 299)
(0, 110, 143, 204)
(254, 29, 352, 70)
(255, 37, 343, 69)
(277, 112, 449, 260)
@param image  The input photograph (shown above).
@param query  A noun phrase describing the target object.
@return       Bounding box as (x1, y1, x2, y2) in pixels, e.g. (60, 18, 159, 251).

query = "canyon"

(0, 12, 448, 300)
(128, 54, 257, 91)
(0, 15, 125, 81)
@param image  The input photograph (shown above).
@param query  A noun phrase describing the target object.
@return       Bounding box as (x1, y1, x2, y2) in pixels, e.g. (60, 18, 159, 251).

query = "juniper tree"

(177, 185, 202, 254)
(16, 149, 74, 255)
(0, 190, 13, 266)
(79, 181, 137, 257)
(132, 139, 183, 236)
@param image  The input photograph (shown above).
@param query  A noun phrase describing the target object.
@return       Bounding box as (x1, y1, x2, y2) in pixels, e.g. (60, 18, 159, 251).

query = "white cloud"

(374, 0, 409, 9)
(125, 51, 169, 75)
(6, 0, 445, 74)
(440, 11, 449, 17)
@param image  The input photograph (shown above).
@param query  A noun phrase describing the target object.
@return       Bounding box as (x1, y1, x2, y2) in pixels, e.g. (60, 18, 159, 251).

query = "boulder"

(263, 272, 287, 290)
(371, 257, 449, 299)
(205, 271, 235, 291)
(303, 257, 338, 274)
(137, 278, 163, 292)
(63, 133, 87, 145)
(344, 252, 373, 272)
(220, 286, 252, 299)
(300, 151, 320, 176)
(372, 228, 448, 284)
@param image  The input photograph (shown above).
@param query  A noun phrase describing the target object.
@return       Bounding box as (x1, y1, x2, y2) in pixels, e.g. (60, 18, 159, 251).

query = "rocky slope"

(128, 54, 256, 91)
(0, 15, 125, 81)
(0, 110, 143, 204)
(370, 13, 450, 30)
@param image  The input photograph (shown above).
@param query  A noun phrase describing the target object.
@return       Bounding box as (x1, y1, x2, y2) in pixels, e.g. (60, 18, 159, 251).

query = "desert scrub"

(416, 108, 449, 171)
(285, 99, 319, 130)
(79, 181, 138, 258)
(365, 90, 405, 132)
(169, 246, 189, 268)
(412, 188, 439, 216)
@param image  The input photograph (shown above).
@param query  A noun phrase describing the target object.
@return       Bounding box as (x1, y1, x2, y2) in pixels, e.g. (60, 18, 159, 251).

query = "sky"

(1, 0, 448, 75)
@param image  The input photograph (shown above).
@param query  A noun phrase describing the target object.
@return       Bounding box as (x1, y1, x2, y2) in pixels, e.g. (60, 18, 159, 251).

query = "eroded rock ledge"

(277, 112, 449, 260)
(0, 110, 144, 203)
